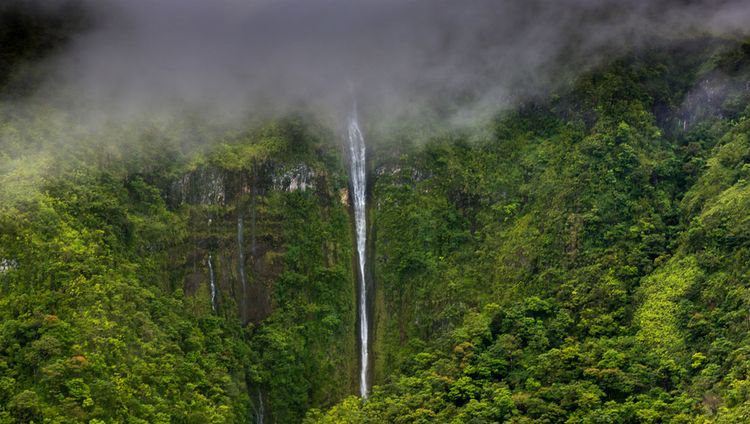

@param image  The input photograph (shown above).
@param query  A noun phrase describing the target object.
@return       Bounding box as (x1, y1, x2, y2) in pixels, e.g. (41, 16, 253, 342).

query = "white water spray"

(348, 101, 369, 398)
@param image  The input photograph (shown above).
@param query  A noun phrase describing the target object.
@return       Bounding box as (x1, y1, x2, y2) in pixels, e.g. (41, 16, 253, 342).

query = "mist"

(7, 0, 750, 134)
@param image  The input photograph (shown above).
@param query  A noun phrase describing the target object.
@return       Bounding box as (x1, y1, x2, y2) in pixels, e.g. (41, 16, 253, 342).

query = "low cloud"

(9, 0, 750, 131)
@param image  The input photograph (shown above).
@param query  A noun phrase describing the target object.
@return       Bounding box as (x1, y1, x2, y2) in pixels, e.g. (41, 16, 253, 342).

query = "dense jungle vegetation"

(3, 4, 750, 423)
(308, 37, 750, 423)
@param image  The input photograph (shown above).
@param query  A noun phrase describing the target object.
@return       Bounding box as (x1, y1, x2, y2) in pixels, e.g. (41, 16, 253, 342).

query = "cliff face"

(162, 123, 359, 422)
(169, 161, 323, 325)
(0, 114, 361, 423)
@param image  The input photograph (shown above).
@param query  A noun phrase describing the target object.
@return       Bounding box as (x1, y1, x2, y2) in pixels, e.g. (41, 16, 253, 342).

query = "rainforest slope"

(2, 5, 750, 422)
(312, 37, 750, 423)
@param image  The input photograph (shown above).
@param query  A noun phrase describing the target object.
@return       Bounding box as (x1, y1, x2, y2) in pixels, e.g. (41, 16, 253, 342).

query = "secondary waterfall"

(207, 254, 217, 312)
(237, 213, 247, 318)
(348, 102, 369, 398)
(253, 388, 265, 424)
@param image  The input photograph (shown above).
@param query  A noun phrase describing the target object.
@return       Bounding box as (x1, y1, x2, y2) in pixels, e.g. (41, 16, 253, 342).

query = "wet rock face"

(183, 271, 204, 297)
(375, 163, 430, 185)
(169, 161, 314, 208)
(0, 258, 17, 273)
(271, 163, 315, 192)
(678, 73, 750, 129)
(169, 168, 226, 206)
(173, 160, 329, 324)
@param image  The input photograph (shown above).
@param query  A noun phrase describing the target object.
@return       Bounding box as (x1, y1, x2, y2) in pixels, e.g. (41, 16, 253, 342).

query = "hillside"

(2, 3, 750, 423)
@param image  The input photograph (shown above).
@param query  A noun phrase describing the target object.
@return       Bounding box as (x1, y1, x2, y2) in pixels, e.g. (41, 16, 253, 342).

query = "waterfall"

(348, 102, 369, 398)
(237, 213, 247, 318)
(256, 388, 265, 424)
(207, 254, 217, 312)
(249, 386, 265, 424)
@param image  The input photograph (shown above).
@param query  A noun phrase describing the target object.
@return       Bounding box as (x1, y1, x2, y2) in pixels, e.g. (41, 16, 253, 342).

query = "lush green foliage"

(311, 38, 750, 423)
(3, 11, 750, 422)
(0, 113, 355, 422)
(0, 168, 251, 423)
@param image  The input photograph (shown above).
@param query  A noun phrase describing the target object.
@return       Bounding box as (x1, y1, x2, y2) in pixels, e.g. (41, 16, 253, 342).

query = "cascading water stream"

(347, 102, 369, 398)
(207, 218, 217, 312)
(237, 213, 247, 319)
(255, 388, 265, 424)
(207, 254, 217, 312)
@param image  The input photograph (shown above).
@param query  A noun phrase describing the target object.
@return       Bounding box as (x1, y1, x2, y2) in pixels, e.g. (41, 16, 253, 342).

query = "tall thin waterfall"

(207, 254, 217, 312)
(253, 388, 265, 424)
(237, 213, 247, 318)
(208, 218, 217, 312)
(348, 102, 369, 398)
